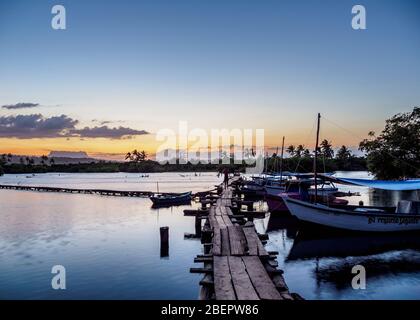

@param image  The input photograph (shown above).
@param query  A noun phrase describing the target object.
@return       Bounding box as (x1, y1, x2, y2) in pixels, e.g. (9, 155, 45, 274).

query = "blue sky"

(0, 0, 419, 156)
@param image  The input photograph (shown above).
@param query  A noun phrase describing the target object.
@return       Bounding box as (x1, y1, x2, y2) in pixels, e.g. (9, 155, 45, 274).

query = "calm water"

(0, 171, 419, 300)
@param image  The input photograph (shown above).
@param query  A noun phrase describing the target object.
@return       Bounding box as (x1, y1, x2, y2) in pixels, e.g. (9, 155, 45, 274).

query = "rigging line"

(320, 127, 330, 207)
(323, 116, 420, 172)
(287, 117, 317, 193)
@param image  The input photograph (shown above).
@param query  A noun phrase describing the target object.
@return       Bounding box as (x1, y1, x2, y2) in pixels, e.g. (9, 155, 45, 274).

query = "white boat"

(283, 196, 420, 232)
(283, 113, 420, 232)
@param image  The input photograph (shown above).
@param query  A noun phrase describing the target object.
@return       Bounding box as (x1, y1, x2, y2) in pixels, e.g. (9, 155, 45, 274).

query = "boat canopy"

(266, 172, 334, 178)
(320, 175, 420, 191)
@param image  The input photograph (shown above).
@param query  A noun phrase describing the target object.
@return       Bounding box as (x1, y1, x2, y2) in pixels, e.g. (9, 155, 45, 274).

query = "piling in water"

(160, 226, 169, 257)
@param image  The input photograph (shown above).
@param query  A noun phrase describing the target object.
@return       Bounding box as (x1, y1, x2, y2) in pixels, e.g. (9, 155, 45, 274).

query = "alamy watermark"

(352, 5, 367, 30)
(155, 121, 265, 174)
(51, 5, 66, 30)
(50, 4, 367, 31)
(51, 265, 66, 290)
(351, 264, 366, 289)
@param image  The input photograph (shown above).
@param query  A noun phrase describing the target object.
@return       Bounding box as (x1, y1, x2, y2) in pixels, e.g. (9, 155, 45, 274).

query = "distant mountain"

(48, 151, 89, 158)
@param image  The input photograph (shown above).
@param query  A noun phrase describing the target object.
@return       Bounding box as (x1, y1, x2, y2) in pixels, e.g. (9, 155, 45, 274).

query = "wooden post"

(201, 201, 207, 210)
(279, 136, 285, 183)
(195, 216, 202, 237)
(160, 226, 169, 257)
(247, 203, 254, 211)
(314, 113, 321, 203)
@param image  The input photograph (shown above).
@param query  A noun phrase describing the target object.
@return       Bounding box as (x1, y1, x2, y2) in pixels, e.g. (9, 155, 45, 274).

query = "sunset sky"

(1, 0, 419, 159)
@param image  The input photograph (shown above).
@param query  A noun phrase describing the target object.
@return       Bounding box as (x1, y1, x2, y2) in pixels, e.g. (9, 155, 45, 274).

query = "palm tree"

(320, 139, 334, 159)
(336, 145, 352, 160)
(286, 145, 296, 157)
(139, 150, 148, 161)
(295, 145, 305, 158)
(40, 155, 48, 165)
(125, 149, 148, 171)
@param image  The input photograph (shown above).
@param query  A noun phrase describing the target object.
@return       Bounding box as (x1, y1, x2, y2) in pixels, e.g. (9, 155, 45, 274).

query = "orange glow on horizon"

(0, 127, 365, 159)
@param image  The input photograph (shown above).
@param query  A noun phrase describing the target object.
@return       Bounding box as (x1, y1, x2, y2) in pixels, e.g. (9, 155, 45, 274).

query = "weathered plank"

(256, 239, 269, 258)
(242, 227, 258, 256)
(242, 256, 282, 300)
(271, 274, 289, 292)
(213, 256, 236, 300)
(221, 227, 231, 256)
(220, 206, 228, 216)
(228, 225, 246, 256)
(221, 214, 233, 227)
(228, 256, 259, 300)
(225, 206, 234, 216)
(216, 215, 228, 229)
(242, 224, 268, 258)
(212, 228, 222, 256)
(208, 214, 218, 229)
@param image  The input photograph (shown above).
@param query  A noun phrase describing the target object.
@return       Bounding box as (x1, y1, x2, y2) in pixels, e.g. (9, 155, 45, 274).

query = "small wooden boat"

(150, 191, 192, 206)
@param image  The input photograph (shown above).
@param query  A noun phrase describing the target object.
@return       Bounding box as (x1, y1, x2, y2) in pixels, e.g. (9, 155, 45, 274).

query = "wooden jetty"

(0, 184, 160, 198)
(186, 177, 302, 300)
(0, 183, 220, 199)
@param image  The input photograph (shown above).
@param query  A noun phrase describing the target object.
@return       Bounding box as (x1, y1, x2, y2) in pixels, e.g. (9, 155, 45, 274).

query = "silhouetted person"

(223, 168, 229, 188)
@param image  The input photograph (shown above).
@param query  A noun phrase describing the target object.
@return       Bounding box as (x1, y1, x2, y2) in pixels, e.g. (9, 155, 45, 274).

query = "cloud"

(0, 114, 78, 138)
(0, 114, 149, 139)
(92, 119, 126, 125)
(2, 102, 40, 110)
(70, 126, 149, 139)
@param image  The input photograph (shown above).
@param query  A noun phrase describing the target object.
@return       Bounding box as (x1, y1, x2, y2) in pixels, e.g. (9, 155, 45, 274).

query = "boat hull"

(283, 197, 420, 232)
(266, 192, 301, 213)
(150, 192, 192, 206)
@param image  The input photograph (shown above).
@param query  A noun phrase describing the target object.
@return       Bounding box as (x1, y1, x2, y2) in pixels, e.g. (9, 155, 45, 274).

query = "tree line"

(1, 107, 418, 178)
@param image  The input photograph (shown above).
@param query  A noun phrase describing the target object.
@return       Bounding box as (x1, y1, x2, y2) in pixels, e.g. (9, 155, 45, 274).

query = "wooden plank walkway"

(0, 184, 214, 199)
(189, 176, 300, 300)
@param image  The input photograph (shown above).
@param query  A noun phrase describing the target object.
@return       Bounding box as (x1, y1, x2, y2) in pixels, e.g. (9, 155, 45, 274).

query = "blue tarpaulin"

(330, 177, 420, 191)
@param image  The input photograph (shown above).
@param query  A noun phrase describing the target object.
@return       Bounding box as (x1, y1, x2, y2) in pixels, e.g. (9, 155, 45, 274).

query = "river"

(0, 171, 419, 299)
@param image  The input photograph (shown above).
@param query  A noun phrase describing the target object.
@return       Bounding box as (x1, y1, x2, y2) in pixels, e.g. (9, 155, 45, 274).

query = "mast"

(279, 136, 285, 182)
(314, 113, 321, 203)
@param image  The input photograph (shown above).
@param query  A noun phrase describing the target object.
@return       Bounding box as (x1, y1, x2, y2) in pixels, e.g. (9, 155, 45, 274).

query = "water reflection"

(0, 172, 223, 300)
(314, 250, 420, 291)
(288, 228, 420, 261)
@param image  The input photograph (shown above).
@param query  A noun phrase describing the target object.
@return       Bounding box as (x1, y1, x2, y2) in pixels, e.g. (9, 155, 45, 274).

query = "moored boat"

(150, 191, 192, 206)
(283, 196, 420, 232)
